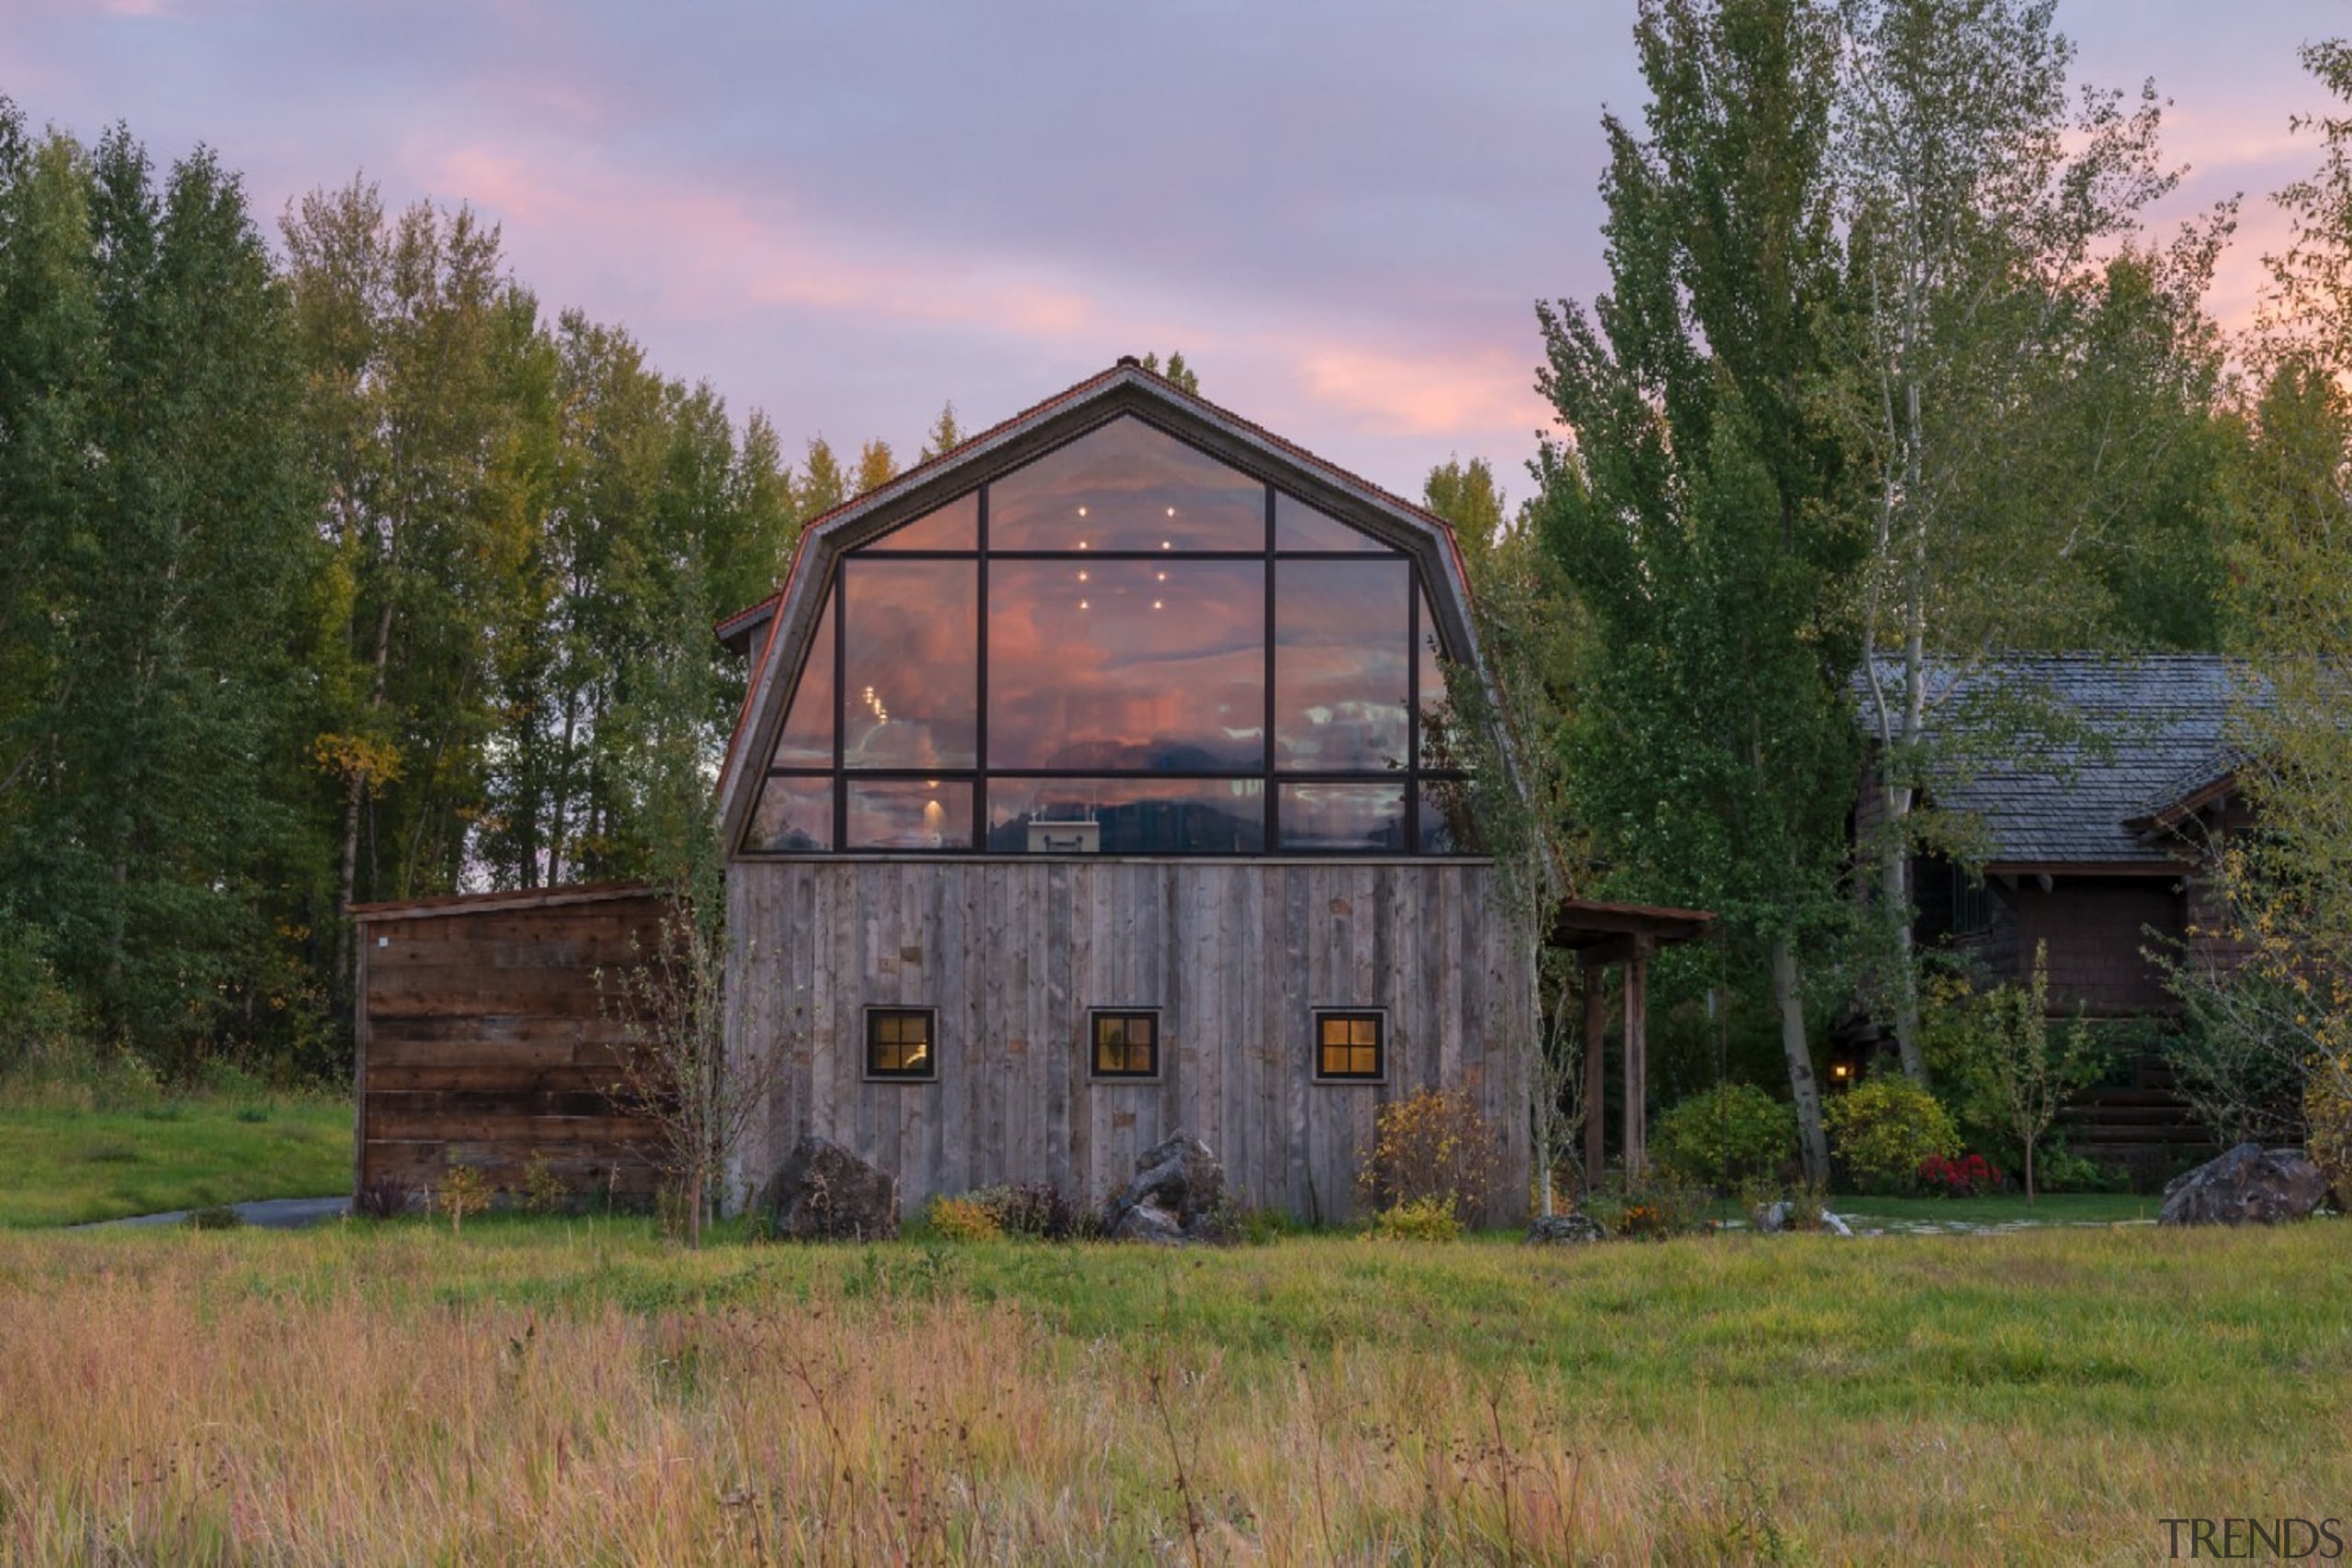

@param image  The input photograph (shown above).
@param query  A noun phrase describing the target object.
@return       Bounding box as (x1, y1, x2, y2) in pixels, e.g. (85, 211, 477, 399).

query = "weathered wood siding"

(727, 859, 1531, 1224)
(356, 886, 666, 1201)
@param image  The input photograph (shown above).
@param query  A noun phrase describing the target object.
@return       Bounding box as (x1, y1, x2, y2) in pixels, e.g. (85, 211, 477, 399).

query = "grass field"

(0, 1093, 351, 1227)
(0, 1214, 2344, 1563)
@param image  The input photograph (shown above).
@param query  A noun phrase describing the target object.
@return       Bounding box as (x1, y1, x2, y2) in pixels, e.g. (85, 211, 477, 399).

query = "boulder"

(1103, 1133, 1225, 1244)
(755, 1135, 899, 1241)
(1523, 1213, 1606, 1246)
(1755, 1201, 1852, 1236)
(2158, 1143, 2329, 1227)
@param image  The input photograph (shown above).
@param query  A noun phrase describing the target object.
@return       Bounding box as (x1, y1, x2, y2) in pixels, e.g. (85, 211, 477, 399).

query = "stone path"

(71, 1196, 349, 1231)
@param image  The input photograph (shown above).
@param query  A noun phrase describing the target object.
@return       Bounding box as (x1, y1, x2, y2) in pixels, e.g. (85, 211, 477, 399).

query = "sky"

(3, 0, 2341, 501)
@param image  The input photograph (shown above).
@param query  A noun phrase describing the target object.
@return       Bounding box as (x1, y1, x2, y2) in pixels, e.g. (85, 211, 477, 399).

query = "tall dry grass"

(0, 1224, 2346, 1563)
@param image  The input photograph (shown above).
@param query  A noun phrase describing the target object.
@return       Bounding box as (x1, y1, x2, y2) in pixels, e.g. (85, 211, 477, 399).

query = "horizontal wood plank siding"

(356, 887, 665, 1201)
(728, 860, 1530, 1224)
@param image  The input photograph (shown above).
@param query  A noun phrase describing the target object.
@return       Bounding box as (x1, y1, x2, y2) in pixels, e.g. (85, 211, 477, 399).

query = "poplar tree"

(1537, 0, 1855, 1180)
(1830, 0, 2211, 1079)
(0, 118, 327, 1066)
(919, 400, 966, 462)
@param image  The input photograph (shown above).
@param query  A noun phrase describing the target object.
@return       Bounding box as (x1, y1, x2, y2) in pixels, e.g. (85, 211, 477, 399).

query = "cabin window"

(1314, 1010, 1385, 1082)
(1091, 1010, 1160, 1079)
(744, 413, 1474, 858)
(1951, 874, 1994, 936)
(865, 1008, 937, 1079)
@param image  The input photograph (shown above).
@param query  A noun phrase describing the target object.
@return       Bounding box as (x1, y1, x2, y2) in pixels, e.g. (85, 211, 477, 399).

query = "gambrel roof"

(716, 359, 1488, 847)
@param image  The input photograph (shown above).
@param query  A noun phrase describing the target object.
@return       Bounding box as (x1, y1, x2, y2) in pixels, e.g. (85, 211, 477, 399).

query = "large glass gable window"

(747, 415, 1473, 856)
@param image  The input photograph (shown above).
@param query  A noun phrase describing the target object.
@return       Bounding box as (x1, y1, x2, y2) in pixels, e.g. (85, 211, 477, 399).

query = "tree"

(854, 438, 898, 497)
(2212, 39, 2352, 1201)
(1829, 0, 2219, 1081)
(1139, 350, 1198, 393)
(798, 436, 848, 517)
(1423, 455, 1510, 580)
(1426, 455, 1596, 1209)
(282, 179, 536, 973)
(1537, 0, 1856, 1183)
(0, 116, 332, 1069)
(1952, 944, 2104, 1203)
(919, 400, 966, 462)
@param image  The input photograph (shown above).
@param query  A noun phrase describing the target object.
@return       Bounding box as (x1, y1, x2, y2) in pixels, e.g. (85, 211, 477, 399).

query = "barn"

(712, 359, 1536, 1222)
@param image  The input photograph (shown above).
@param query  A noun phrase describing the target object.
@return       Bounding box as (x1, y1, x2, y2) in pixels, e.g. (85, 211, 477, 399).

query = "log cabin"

(1857, 653, 2257, 1175)
(712, 359, 1536, 1222)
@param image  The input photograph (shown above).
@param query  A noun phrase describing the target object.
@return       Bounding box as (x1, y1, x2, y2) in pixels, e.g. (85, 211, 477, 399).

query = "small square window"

(1315, 1010, 1385, 1082)
(1091, 1010, 1160, 1079)
(866, 1008, 937, 1079)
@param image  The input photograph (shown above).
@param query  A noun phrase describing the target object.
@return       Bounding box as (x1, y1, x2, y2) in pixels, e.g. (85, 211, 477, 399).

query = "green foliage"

(521, 1156, 568, 1216)
(1537, 0, 1853, 1182)
(1578, 1178, 1709, 1240)
(918, 400, 965, 462)
(0, 913, 78, 1078)
(1370, 1196, 1462, 1242)
(1654, 1084, 1799, 1190)
(1824, 1077, 1959, 1193)
(185, 1204, 244, 1231)
(1136, 350, 1197, 393)
(1925, 947, 2108, 1201)
(0, 110, 336, 1076)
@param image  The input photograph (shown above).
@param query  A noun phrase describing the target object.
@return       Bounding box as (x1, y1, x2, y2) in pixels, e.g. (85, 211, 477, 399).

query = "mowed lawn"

(0, 1096, 351, 1227)
(0, 1217, 2345, 1564)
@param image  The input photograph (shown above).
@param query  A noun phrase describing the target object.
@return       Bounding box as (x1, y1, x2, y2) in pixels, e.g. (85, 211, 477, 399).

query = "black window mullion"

(1407, 564, 1421, 856)
(832, 566, 847, 852)
(977, 484, 990, 854)
(1263, 484, 1279, 851)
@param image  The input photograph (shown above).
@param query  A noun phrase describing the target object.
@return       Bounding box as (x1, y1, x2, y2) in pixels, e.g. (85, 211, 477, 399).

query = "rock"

(1103, 1133, 1225, 1243)
(1523, 1213, 1605, 1246)
(754, 1135, 899, 1241)
(1755, 1201, 1851, 1235)
(2158, 1142, 2329, 1227)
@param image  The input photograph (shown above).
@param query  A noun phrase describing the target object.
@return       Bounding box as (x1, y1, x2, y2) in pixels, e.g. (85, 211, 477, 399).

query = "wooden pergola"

(1550, 897, 1715, 1188)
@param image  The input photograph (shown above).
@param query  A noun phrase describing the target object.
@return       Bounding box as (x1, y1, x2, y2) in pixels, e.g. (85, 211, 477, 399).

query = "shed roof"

(1871, 653, 2256, 870)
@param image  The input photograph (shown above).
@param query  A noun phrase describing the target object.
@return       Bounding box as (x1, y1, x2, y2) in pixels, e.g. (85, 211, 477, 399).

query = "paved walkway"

(72, 1196, 349, 1231)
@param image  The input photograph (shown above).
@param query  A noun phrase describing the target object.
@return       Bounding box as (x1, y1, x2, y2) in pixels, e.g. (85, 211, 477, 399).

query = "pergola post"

(1581, 962, 1608, 1193)
(1623, 939, 1652, 1183)
(1549, 899, 1714, 1201)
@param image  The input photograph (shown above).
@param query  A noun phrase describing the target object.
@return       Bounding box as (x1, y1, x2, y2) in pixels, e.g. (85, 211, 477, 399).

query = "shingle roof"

(1870, 653, 2256, 867)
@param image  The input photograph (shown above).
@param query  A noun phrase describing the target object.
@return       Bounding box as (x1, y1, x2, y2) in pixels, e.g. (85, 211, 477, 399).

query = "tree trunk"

(1771, 937, 1829, 1186)
(1876, 784, 1930, 1087)
(335, 592, 399, 990)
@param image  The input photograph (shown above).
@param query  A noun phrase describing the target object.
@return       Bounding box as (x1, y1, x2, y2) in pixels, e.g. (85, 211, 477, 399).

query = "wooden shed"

(715, 360, 1535, 1222)
(352, 882, 667, 1202)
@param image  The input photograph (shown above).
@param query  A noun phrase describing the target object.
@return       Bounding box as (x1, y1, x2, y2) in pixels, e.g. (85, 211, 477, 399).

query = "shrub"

(1917, 1152, 2002, 1198)
(982, 1181, 1089, 1240)
(1653, 1084, 1798, 1190)
(1581, 1178, 1707, 1240)
(521, 1155, 569, 1216)
(2310, 1053, 2352, 1210)
(435, 1164, 492, 1237)
(1355, 1087, 1502, 1227)
(185, 1204, 243, 1231)
(925, 1195, 1002, 1242)
(354, 1178, 412, 1220)
(1824, 1077, 1959, 1193)
(1371, 1195, 1461, 1242)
